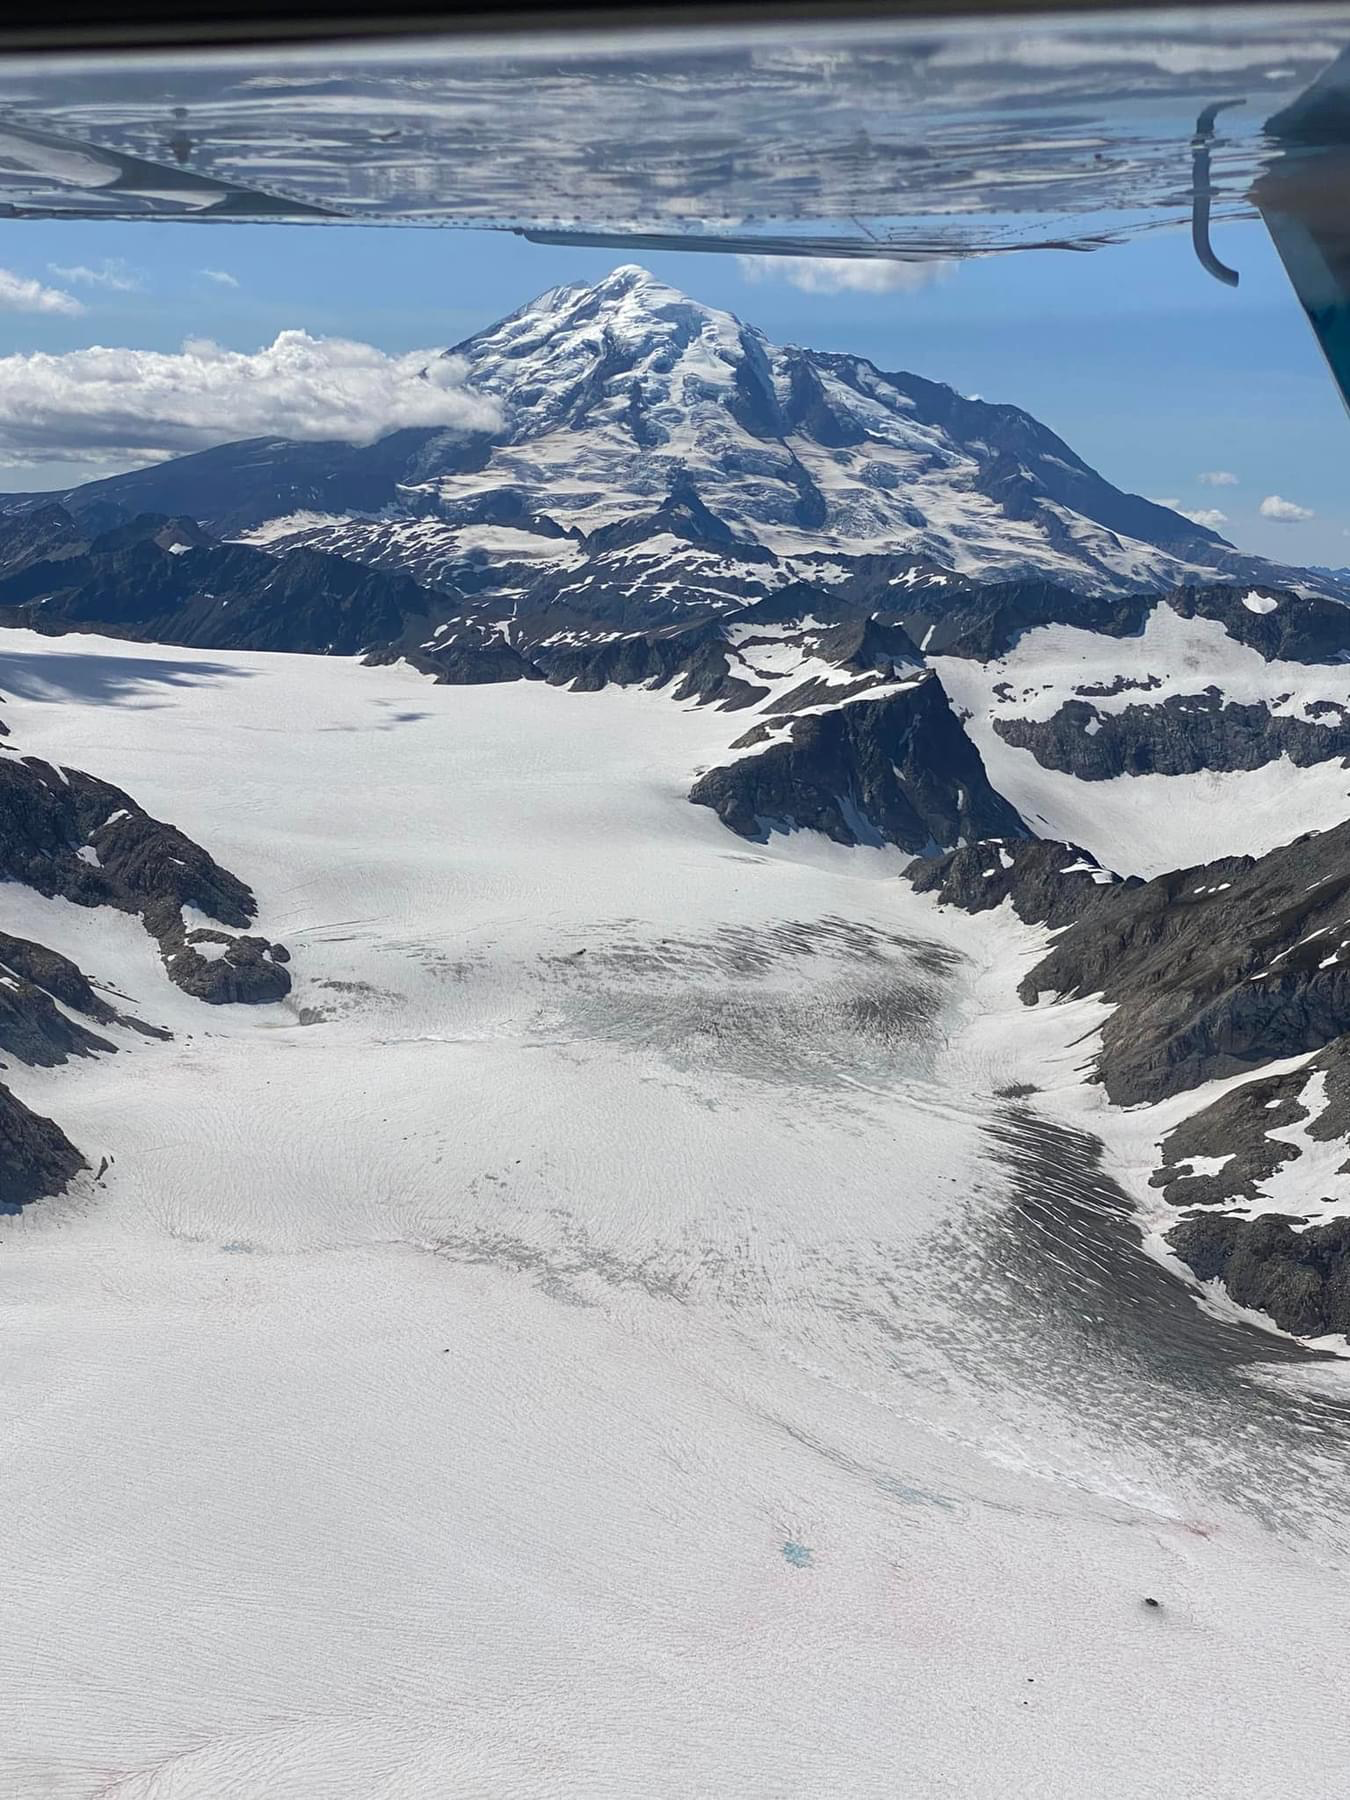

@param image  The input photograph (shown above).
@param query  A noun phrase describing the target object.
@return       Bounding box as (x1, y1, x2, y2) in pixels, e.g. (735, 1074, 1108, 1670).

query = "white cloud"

(1199, 469, 1238, 487)
(201, 269, 239, 288)
(1149, 498, 1228, 529)
(0, 268, 83, 317)
(48, 259, 144, 294)
(736, 254, 954, 296)
(0, 331, 499, 467)
(1259, 493, 1315, 523)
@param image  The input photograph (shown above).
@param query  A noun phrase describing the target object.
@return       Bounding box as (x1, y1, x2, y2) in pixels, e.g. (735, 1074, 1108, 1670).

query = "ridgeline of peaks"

(0, 264, 1332, 605)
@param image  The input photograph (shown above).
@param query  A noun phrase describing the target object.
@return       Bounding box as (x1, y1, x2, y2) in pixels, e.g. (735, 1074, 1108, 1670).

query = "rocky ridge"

(691, 674, 1028, 852)
(907, 818, 1350, 1341)
(0, 704, 294, 1209)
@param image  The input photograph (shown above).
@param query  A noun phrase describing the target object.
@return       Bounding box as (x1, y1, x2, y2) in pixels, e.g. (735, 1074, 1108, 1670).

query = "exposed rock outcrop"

(995, 690, 1350, 779)
(0, 751, 253, 922)
(531, 616, 755, 706)
(0, 1082, 85, 1211)
(379, 639, 542, 686)
(0, 526, 435, 656)
(1167, 1211, 1350, 1341)
(0, 718, 292, 1214)
(902, 580, 1350, 667)
(1146, 1036, 1350, 1337)
(0, 968, 115, 1067)
(909, 821, 1350, 1340)
(156, 915, 292, 1006)
(898, 579, 1147, 662)
(0, 750, 290, 1005)
(907, 837, 1133, 929)
(1019, 821, 1350, 1105)
(1150, 1038, 1350, 1212)
(0, 930, 167, 1066)
(689, 673, 1028, 852)
(0, 930, 117, 1023)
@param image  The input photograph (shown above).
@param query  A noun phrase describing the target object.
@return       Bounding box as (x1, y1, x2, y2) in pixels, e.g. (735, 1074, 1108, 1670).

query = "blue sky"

(0, 211, 1343, 565)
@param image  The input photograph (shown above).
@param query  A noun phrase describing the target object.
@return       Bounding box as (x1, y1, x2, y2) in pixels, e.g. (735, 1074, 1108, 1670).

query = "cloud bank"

(1199, 469, 1238, 487)
(0, 331, 499, 467)
(737, 254, 954, 295)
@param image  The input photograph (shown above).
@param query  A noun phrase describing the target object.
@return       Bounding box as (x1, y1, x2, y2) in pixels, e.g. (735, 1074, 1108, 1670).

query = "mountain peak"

(570, 262, 708, 307)
(446, 262, 740, 378)
(19, 266, 1335, 602)
(593, 262, 663, 292)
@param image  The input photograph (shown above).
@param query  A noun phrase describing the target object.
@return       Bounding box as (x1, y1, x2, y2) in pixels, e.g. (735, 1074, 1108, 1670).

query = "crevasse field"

(4, 628, 1350, 1798)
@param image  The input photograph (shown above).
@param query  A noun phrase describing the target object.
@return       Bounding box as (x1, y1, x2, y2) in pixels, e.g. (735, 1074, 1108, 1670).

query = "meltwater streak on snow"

(3, 630, 1350, 1796)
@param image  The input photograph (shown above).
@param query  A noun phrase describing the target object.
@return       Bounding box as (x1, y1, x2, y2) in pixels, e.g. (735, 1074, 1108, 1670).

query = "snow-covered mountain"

(8, 612, 1350, 1799)
(4, 265, 1336, 608)
(13, 266, 1350, 1798)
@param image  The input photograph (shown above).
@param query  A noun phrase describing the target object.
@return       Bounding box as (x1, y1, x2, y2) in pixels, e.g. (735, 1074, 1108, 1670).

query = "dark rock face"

(0, 968, 115, 1067)
(907, 838, 1134, 929)
(0, 753, 254, 926)
(898, 581, 1350, 670)
(160, 923, 292, 1005)
(0, 1082, 85, 1211)
(905, 819, 1350, 1342)
(384, 592, 925, 720)
(898, 579, 1147, 663)
(370, 637, 542, 687)
(0, 529, 435, 656)
(493, 548, 776, 633)
(0, 501, 91, 577)
(0, 931, 116, 1023)
(903, 814, 1350, 1110)
(0, 719, 292, 1213)
(1167, 583, 1350, 665)
(761, 616, 924, 715)
(0, 751, 290, 1006)
(1020, 820, 1350, 1104)
(87, 513, 214, 557)
(1151, 1032, 1350, 1209)
(533, 618, 758, 707)
(995, 690, 1350, 779)
(584, 476, 774, 562)
(1167, 1211, 1350, 1340)
(689, 673, 1029, 852)
(0, 930, 167, 1065)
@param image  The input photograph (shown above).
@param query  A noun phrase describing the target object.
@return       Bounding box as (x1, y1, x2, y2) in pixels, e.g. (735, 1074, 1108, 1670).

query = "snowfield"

(3, 629, 1350, 1797)
(934, 605, 1350, 877)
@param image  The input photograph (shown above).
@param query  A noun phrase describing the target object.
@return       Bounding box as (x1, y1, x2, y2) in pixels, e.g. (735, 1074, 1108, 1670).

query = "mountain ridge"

(0, 265, 1337, 608)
